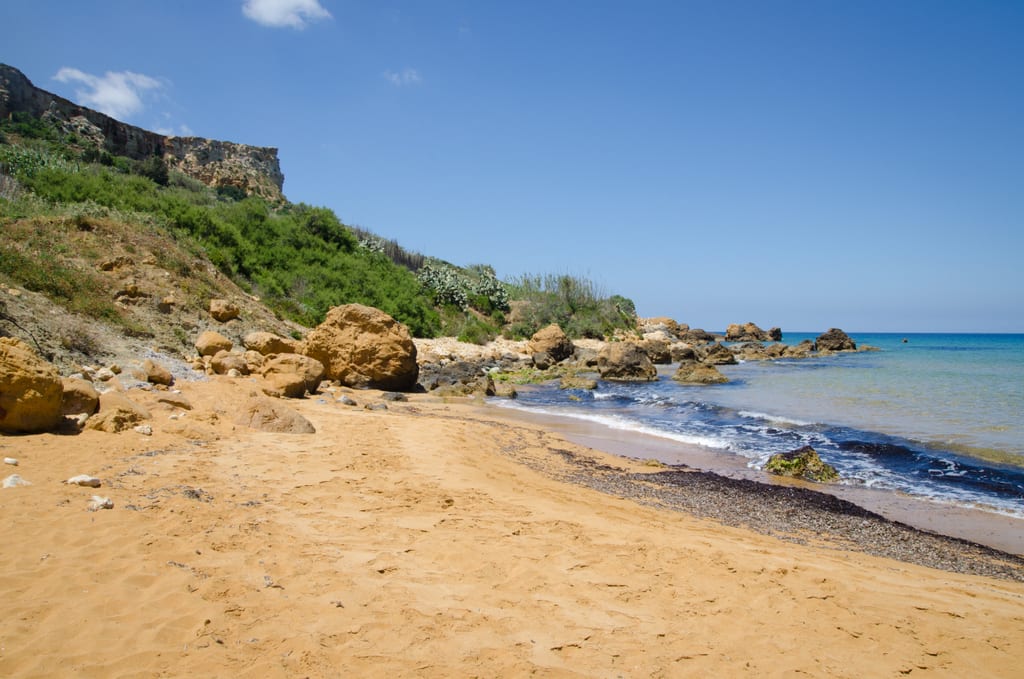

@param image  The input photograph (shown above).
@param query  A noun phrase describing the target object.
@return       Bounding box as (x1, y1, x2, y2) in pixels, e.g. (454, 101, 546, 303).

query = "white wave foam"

(738, 410, 815, 427)
(494, 401, 735, 451)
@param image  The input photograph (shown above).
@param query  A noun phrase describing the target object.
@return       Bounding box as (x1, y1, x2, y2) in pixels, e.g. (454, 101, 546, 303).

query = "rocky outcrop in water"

(0, 64, 284, 200)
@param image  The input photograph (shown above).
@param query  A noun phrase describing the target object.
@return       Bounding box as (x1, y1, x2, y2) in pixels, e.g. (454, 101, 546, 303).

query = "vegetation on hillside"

(0, 111, 636, 341)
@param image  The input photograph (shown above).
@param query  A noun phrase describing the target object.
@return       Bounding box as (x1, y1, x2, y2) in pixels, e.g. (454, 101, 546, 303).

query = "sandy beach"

(2, 377, 1023, 677)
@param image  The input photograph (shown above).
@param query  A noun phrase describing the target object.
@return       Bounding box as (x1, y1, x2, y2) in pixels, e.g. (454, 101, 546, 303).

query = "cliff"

(0, 64, 284, 200)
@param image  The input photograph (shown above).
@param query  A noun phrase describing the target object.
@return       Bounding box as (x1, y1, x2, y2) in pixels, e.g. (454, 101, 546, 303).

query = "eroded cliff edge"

(0, 64, 284, 200)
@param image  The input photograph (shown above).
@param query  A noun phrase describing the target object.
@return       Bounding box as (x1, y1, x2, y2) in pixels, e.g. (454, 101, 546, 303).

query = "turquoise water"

(497, 333, 1024, 517)
(716, 333, 1024, 463)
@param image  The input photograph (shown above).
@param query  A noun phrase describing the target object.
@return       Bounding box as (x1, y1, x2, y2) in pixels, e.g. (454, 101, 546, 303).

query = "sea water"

(496, 333, 1024, 518)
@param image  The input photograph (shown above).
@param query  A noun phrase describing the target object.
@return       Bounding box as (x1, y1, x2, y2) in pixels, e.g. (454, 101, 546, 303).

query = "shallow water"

(496, 333, 1024, 518)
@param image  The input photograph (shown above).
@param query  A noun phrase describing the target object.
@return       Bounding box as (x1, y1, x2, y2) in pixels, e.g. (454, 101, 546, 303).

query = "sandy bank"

(1, 377, 1022, 677)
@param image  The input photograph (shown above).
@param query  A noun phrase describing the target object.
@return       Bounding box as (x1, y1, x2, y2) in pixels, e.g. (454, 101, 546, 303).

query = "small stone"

(381, 392, 407, 402)
(87, 495, 114, 511)
(65, 474, 102, 488)
(364, 403, 388, 411)
(3, 474, 31, 488)
(94, 367, 116, 382)
(4, 457, 18, 466)
(337, 395, 357, 406)
(134, 425, 153, 436)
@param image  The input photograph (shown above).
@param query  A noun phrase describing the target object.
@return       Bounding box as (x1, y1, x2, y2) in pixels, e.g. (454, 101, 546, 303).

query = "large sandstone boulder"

(141, 359, 174, 386)
(210, 350, 249, 375)
(209, 298, 240, 322)
(244, 331, 299, 356)
(815, 328, 856, 352)
(0, 338, 64, 433)
(61, 377, 100, 417)
(672, 361, 728, 385)
(528, 324, 574, 364)
(261, 353, 325, 397)
(85, 391, 151, 433)
(597, 342, 657, 382)
(302, 304, 418, 391)
(195, 331, 233, 357)
(235, 397, 316, 434)
(765, 446, 839, 483)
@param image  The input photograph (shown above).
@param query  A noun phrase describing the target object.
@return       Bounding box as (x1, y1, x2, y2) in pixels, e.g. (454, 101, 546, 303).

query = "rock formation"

(597, 342, 657, 382)
(302, 304, 418, 391)
(672, 361, 729, 385)
(0, 337, 64, 433)
(815, 328, 857, 352)
(0, 63, 284, 200)
(528, 324, 575, 365)
(725, 322, 770, 342)
(765, 446, 839, 483)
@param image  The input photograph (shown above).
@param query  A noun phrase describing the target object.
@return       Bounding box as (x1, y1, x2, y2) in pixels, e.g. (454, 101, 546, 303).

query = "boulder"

(235, 397, 316, 434)
(725, 322, 770, 342)
(142, 358, 174, 386)
(767, 327, 783, 342)
(639, 338, 672, 365)
(638, 316, 680, 338)
(597, 342, 657, 382)
(701, 343, 738, 365)
(210, 350, 249, 376)
(784, 340, 815, 358)
(527, 324, 574, 364)
(244, 331, 299, 356)
(302, 304, 418, 391)
(559, 375, 598, 390)
(765, 445, 839, 483)
(260, 353, 325, 396)
(195, 331, 233, 357)
(0, 337, 64, 433)
(672, 361, 728, 385)
(86, 391, 151, 433)
(677, 328, 717, 345)
(815, 328, 857, 352)
(669, 343, 698, 363)
(61, 377, 100, 417)
(209, 298, 240, 322)
(418, 360, 493, 396)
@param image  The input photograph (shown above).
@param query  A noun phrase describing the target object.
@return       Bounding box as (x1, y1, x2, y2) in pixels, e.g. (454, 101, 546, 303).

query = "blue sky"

(2, 1, 1022, 332)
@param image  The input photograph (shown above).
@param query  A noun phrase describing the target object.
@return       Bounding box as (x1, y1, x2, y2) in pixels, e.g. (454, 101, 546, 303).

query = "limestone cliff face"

(0, 64, 284, 200)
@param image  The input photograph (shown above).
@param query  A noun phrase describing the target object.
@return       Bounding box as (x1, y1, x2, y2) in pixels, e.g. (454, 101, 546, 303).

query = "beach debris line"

(765, 446, 840, 483)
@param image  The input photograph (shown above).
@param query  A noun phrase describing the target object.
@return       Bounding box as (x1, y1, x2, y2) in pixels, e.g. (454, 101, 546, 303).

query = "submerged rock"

(671, 361, 728, 385)
(765, 446, 839, 483)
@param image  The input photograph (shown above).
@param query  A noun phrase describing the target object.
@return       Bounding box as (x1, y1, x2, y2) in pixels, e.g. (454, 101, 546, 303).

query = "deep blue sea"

(497, 333, 1024, 518)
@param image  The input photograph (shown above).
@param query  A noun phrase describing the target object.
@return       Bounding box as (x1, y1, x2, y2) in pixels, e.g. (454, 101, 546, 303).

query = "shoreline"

(489, 400, 1024, 562)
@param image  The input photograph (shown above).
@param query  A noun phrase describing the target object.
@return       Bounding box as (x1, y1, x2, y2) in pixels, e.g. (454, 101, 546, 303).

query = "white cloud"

(242, 0, 331, 29)
(384, 68, 422, 87)
(53, 67, 162, 120)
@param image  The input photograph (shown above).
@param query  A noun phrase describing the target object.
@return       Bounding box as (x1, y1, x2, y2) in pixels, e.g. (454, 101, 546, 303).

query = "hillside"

(0, 63, 637, 371)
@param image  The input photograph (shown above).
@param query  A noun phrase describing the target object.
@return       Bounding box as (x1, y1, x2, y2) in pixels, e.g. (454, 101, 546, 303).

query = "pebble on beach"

(3, 474, 31, 488)
(87, 495, 114, 511)
(65, 475, 102, 488)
